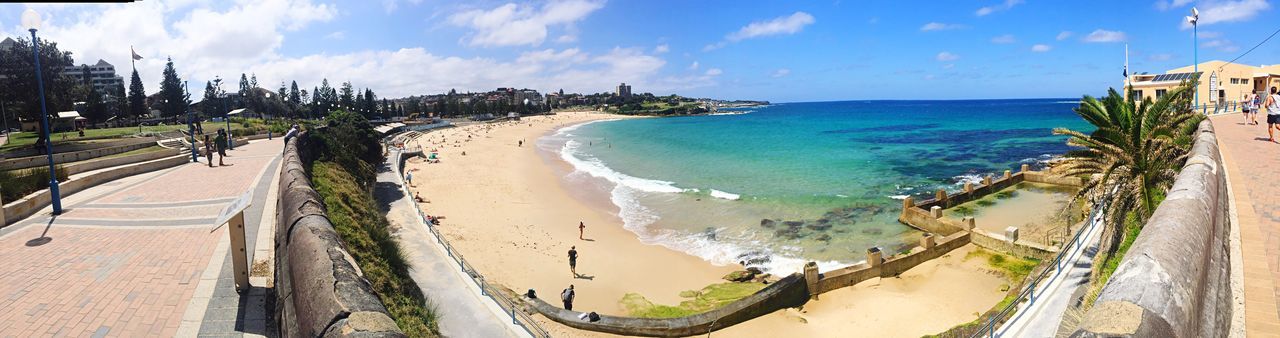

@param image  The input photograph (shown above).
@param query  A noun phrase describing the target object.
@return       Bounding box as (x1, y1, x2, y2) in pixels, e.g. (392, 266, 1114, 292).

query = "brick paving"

(0, 140, 281, 338)
(1210, 115, 1280, 336)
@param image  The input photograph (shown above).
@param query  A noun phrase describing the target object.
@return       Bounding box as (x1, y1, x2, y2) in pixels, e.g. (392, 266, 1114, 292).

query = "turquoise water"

(543, 99, 1092, 273)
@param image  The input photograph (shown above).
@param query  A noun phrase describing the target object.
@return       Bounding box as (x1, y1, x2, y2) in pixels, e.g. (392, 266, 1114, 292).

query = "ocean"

(538, 99, 1093, 274)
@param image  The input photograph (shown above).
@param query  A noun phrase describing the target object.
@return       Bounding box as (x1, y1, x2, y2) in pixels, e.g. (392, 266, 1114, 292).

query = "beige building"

(1128, 60, 1280, 110)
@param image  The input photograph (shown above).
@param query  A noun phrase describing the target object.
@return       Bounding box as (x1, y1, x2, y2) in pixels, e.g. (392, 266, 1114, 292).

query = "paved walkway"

(374, 150, 526, 338)
(996, 203, 1104, 337)
(0, 140, 281, 337)
(1210, 115, 1280, 336)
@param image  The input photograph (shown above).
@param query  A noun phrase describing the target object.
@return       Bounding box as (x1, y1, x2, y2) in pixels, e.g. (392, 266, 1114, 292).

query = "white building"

(64, 59, 125, 95)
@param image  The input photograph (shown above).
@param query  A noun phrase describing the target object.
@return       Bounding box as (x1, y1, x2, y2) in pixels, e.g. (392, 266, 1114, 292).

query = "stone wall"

(0, 140, 155, 171)
(2, 154, 189, 225)
(1073, 121, 1233, 337)
(64, 148, 181, 176)
(816, 231, 970, 293)
(969, 228, 1057, 260)
(525, 274, 810, 337)
(1, 137, 155, 159)
(273, 133, 406, 337)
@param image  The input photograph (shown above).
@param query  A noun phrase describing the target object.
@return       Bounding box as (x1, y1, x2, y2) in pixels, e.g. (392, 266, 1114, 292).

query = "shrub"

(0, 166, 70, 202)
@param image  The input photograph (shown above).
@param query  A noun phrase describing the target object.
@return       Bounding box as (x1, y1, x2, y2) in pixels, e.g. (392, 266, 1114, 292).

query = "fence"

(390, 145, 550, 338)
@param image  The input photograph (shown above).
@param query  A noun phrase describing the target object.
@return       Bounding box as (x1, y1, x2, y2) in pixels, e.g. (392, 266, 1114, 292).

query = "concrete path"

(1210, 115, 1280, 336)
(0, 140, 280, 337)
(995, 204, 1104, 337)
(373, 150, 526, 338)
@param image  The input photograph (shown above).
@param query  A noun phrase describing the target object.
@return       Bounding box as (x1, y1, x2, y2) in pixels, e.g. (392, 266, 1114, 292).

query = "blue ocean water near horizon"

(544, 99, 1093, 274)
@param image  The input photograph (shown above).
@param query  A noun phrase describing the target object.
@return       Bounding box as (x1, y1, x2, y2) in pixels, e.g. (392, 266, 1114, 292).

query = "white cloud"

(1083, 29, 1127, 43)
(991, 34, 1016, 44)
(705, 68, 723, 76)
(726, 11, 815, 41)
(1030, 44, 1052, 52)
(942, 63, 955, 69)
(1198, 31, 1223, 39)
(976, 0, 1024, 16)
(556, 34, 578, 43)
(653, 44, 669, 54)
(920, 22, 966, 31)
(1156, 0, 1196, 11)
(771, 68, 791, 78)
(1203, 39, 1241, 52)
(447, 0, 605, 47)
(1056, 31, 1073, 41)
(325, 31, 345, 40)
(936, 52, 960, 61)
(688, 61, 700, 70)
(1179, 0, 1270, 29)
(1147, 53, 1174, 61)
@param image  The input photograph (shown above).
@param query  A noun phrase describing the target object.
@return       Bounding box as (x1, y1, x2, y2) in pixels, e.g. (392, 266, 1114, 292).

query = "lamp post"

(185, 81, 198, 163)
(1187, 7, 1200, 111)
(24, 9, 61, 215)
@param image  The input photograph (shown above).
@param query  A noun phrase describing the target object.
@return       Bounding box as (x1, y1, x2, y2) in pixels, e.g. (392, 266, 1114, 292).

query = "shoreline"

(404, 111, 1012, 337)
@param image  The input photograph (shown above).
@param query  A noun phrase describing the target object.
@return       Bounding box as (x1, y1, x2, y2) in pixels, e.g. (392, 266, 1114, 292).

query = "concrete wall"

(273, 133, 406, 338)
(525, 273, 810, 337)
(0, 141, 155, 171)
(2, 137, 155, 159)
(969, 229, 1056, 260)
(64, 148, 180, 176)
(899, 207, 965, 236)
(1073, 121, 1233, 337)
(2, 155, 189, 225)
(816, 232, 970, 294)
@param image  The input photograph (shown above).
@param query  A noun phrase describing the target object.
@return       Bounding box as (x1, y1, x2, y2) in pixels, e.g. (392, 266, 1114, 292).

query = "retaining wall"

(0, 140, 155, 171)
(1072, 121, 1232, 337)
(2, 154, 189, 225)
(526, 274, 810, 337)
(816, 231, 970, 293)
(64, 148, 180, 176)
(273, 133, 406, 337)
(1, 137, 155, 159)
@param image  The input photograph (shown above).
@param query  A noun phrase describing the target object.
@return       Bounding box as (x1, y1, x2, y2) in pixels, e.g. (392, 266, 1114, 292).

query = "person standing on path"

(579, 221, 586, 240)
(1251, 92, 1263, 125)
(1244, 93, 1255, 124)
(561, 285, 575, 311)
(204, 135, 214, 167)
(214, 129, 228, 166)
(568, 246, 578, 276)
(1266, 87, 1280, 143)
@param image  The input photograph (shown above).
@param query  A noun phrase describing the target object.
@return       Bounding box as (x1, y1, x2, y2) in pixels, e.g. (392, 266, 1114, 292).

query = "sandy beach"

(404, 111, 1010, 337)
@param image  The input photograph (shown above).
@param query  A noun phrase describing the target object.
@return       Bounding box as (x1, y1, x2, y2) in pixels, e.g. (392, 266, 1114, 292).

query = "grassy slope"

(310, 161, 439, 337)
(620, 282, 767, 318)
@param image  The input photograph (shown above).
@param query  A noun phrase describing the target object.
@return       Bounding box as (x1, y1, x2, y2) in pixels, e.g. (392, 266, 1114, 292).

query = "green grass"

(311, 162, 439, 337)
(94, 145, 171, 161)
(2, 125, 185, 152)
(620, 282, 767, 318)
(0, 166, 70, 202)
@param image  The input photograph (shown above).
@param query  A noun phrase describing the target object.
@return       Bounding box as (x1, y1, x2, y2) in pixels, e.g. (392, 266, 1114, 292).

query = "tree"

(0, 36, 80, 121)
(289, 81, 300, 105)
(1053, 81, 1202, 283)
(238, 73, 250, 101)
(127, 69, 147, 118)
(157, 57, 187, 117)
(318, 79, 335, 106)
(83, 83, 108, 124)
(202, 81, 217, 105)
(339, 81, 355, 108)
(109, 82, 128, 120)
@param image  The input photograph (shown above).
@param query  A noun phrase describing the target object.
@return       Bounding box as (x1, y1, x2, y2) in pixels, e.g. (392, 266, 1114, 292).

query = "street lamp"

(184, 81, 198, 163)
(24, 8, 61, 215)
(1187, 7, 1199, 111)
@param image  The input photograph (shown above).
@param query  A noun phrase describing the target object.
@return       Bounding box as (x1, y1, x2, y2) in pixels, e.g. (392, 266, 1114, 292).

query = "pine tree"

(339, 81, 355, 108)
(203, 81, 217, 105)
(157, 57, 187, 117)
(127, 69, 147, 118)
(289, 81, 300, 105)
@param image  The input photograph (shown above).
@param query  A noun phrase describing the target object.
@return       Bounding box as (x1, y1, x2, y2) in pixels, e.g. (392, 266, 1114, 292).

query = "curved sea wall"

(1072, 121, 1232, 337)
(274, 133, 406, 337)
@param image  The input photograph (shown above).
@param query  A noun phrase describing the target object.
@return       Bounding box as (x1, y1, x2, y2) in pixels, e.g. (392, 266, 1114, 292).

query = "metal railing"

(968, 197, 1108, 338)
(390, 141, 551, 338)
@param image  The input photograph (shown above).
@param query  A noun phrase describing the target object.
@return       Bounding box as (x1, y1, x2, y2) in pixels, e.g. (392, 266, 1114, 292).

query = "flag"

(131, 46, 142, 61)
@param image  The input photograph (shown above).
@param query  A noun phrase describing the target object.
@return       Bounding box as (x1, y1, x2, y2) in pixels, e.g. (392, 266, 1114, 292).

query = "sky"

(0, 0, 1276, 102)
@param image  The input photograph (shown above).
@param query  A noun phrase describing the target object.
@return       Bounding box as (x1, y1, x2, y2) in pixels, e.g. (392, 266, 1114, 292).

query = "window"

(1244, 79, 1250, 84)
(1156, 89, 1167, 99)
(1131, 90, 1144, 101)
(1231, 78, 1239, 84)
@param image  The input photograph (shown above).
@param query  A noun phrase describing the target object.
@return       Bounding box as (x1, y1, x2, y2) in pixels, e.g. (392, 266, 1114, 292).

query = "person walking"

(561, 285, 576, 311)
(568, 246, 578, 276)
(1244, 93, 1254, 124)
(578, 221, 586, 240)
(283, 124, 299, 153)
(1251, 92, 1263, 125)
(1267, 87, 1280, 143)
(214, 129, 228, 166)
(203, 135, 214, 167)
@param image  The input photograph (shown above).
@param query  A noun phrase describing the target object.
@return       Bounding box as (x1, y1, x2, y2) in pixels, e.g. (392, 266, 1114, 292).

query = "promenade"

(1211, 115, 1280, 336)
(0, 140, 281, 337)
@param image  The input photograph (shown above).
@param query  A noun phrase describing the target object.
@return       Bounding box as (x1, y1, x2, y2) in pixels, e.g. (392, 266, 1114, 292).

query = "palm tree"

(1052, 80, 1204, 273)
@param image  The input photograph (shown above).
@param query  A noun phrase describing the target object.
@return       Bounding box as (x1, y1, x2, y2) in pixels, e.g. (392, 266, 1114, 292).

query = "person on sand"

(1266, 87, 1280, 142)
(518, 140, 523, 147)
(405, 170, 414, 186)
(568, 246, 578, 276)
(561, 285, 575, 311)
(579, 221, 586, 240)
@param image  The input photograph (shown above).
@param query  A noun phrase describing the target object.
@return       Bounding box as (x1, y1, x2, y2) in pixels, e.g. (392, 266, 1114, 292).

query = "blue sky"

(0, 0, 1275, 102)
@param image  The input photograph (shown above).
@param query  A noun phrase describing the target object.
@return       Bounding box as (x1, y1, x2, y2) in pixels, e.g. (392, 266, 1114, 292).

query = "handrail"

(388, 134, 551, 338)
(968, 196, 1108, 338)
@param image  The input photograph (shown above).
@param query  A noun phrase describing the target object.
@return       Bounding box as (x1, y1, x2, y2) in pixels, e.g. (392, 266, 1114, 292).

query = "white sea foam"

(1055, 100, 1082, 104)
(708, 110, 753, 116)
(953, 173, 985, 185)
(709, 189, 741, 200)
(888, 195, 910, 200)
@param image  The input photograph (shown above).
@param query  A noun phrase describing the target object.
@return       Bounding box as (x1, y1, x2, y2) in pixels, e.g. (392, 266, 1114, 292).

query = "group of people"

(561, 221, 588, 311)
(1241, 87, 1280, 142)
(202, 129, 231, 167)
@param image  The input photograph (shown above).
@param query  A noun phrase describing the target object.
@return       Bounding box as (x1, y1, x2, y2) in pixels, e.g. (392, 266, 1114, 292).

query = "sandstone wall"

(1073, 120, 1233, 337)
(274, 133, 406, 337)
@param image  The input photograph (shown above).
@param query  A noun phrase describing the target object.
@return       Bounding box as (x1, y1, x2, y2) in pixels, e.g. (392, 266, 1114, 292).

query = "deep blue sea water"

(542, 99, 1093, 273)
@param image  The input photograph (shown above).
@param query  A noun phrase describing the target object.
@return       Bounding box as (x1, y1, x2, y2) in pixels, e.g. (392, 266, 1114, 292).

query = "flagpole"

(1125, 44, 1130, 89)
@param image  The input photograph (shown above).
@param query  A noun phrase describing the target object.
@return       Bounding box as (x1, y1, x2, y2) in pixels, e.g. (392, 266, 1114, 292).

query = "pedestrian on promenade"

(204, 135, 214, 167)
(283, 124, 299, 153)
(1266, 87, 1280, 143)
(568, 246, 578, 276)
(1244, 93, 1255, 124)
(214, 129, 228, 166)
(579, 221, 586, 240)
(561, 285, 576, 311)
(1251, 93, 1263, 125)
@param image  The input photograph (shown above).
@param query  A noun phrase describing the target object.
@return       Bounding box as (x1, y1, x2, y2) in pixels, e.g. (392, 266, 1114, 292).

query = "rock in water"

(806, 223, 832, 231)
(746, 267, 763, 275)
(723, 270, 756, 282)
(760, 219, 777, 228)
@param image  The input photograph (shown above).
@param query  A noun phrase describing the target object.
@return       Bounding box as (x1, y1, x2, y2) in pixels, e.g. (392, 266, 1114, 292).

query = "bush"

(0, 166, 70, 202)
